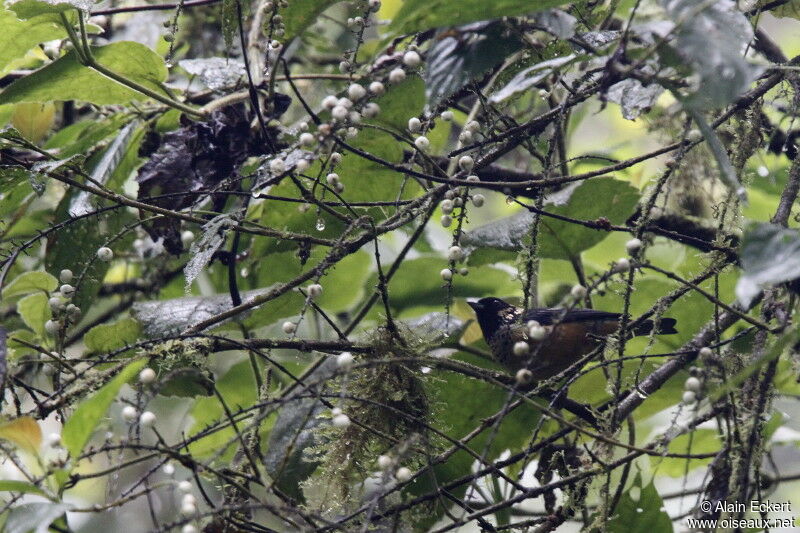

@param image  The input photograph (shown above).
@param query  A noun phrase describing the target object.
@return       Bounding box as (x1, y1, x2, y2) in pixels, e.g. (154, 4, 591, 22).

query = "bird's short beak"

(467, 300, 481, 311)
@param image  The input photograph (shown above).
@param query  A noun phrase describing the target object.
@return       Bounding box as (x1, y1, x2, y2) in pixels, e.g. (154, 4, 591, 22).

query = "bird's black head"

(468, 297, 516, 339)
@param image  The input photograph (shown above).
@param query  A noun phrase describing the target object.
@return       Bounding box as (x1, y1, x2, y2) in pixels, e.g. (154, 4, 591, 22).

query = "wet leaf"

(184, 215, 233, 290)
(83, 318, 141, 353)
(0, 42, 168, 106)
(736, 222, 800, 307)
(490, 55, 578, 103)
(605, 474, 672, 532)
(0, 9, 66, 71)
(2, 271, 58, 299)
(17, 292, 50, 337)
(179, 57, 246, 91)
(425, 21, 523, 108)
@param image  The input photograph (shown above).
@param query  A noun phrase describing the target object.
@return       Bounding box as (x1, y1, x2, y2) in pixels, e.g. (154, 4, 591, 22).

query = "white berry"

(295, 158, 310, 172)
(299, 132, 315, 146)
(414, 136, 429, 151)
(402, 50, 421, 67)
(182, 525, 198, 533)
(139, 367, 156, 385)
(465, 120, 479, 132)
(122, 405, 138, 423)
(440, 111, 454, 121)
(440, 215, 452, 227)
(459, 131, 473, 143)
(389, 68, 406, 83)
(458, 155, 474, 171)
(331, 105, 348, 120)
(180, 501, 197, 515)
(326, 173, 340, 186)
(178, 480, 193, 493)
(471, 194, 485, 207)
(282, 321, 297, 334)
(363, 102, 380, 118)
(528, 325, 547, 341)
(378, 454, 392, 469)
(682, 390, 697, 404)
(684, 376, 702, 392)
(181, 230, 195, 245)
(45, 319, 59, 334)
(513, 341, 530, 356)
(570, 285, 587, 299)
(466, 174, 479, 183)
(59, 269, 73, 283)
(395, 466, 413, 482)
(613, 257, 631, 273)
(515, 368, 533, 385)
(447, 245, 463, 261)
(322, 95, 338, 109)
(139, 411, 156, 427)
(348, 83, 366, 100)
(336, 352, 354, 371)
(330, 151, 342, 163)
(440, 268, 453, 281)
(332, 413, 351, 427)
(308, 283, 323, 299)
(46, 433, 62, 447)
(440, 199, 454, 214)
(97, 247, 113, 262)
(687, 129, 702, 142)
(698, 347, 713, 358)
(60, 283, 75, 297)
(368, 81, 385, 95)
(626, 238, 643, 255)
(269, 158, 286, 174)
(49, 297, 63, 312)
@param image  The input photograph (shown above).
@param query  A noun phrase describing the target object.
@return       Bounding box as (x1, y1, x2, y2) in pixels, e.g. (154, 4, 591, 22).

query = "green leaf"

(425, 21, 523, 108)
(390, 0, 571, 34)
(83, 318, 141, 353)
(463, 178, 641, 260)
(0, 42, 168, 106)
(10, 0, 93, 18)
(0, 166, 38, 222)
(159, 368, 215, 397)
(312, 248, 371, 313)
(6, 502, 71, 533)
(16, 292, 51, 337)
(736, 222, 800, 307)
(2, 271, 58, 298)
(371, 257, 518, 311)
(281, 0, 338, 41)
(188, 360, 257, 458)
(62, 359, 146, 458)
(606, 474, 673, 533)
(651, 429, 719, 477)
(0, 9, 66, 73)
(0, 480, 47, 497)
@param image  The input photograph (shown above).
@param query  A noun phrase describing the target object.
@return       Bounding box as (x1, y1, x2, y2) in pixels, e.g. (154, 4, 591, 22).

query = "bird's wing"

(523, 308, 621, 325)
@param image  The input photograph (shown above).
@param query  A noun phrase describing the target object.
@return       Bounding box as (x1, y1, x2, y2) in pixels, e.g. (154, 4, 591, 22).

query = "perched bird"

(468, 297, 678, 380)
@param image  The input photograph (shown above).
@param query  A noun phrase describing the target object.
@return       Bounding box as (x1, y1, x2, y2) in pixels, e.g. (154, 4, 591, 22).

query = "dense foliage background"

(2, 0, 800, 531)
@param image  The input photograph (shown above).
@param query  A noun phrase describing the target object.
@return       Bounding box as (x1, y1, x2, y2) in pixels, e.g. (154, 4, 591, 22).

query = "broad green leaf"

(83, 318, 141, 353)
(62, 359, 146, 458)
(5, 502, 71, 533)
(0, 480, 47, 497)
(10, 0, 92, 18)
(368, 77, 425, 131)
(736, 222, 800, 307)
(662, 0, 762, 111)
(0, 166, 37, 222)
(282, 0, 339, 41)
(652, 429, 720, 477)
(16, 292, 50, 336)
(371, 257, 518, 312)
(44, 113, 133, 158)
(10, 102, 55, 142)
(0, 416, 42, 455)
(606, 474, 673, 533)
(463, 178, 641, 260)
(0, 42, 169, 106)
(2, 271, 58, 298)
(390, 0, 571, 34)
(188, 360, 257, 458)
(425, 21, 523, 108)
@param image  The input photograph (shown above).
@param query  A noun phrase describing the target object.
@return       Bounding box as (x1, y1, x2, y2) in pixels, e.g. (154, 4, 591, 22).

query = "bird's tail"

(631, 317, 678, 336)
